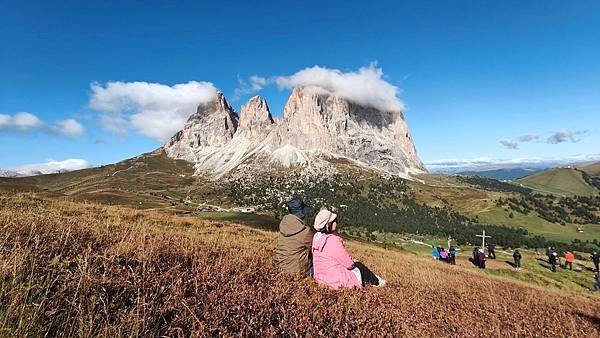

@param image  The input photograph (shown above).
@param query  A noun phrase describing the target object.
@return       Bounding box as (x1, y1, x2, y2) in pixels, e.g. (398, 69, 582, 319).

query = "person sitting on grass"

(274, 196, 313, 276)
(311, 208, 386, 290)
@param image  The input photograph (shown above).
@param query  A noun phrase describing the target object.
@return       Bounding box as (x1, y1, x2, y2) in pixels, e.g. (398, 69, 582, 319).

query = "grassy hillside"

(1, 192, 599, 337)
(517, 168, 598, 196)
(0, 149, 228, 210)
(579, 162, 600, 176)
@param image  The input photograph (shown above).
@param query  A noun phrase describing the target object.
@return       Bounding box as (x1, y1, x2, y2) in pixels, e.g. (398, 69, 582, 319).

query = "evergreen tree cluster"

(497, 194, 600, 224)
(455, 175, 532, 194)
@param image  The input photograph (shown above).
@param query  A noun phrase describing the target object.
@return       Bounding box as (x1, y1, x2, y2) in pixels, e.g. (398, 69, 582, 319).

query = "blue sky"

(1, 1, 599, 171)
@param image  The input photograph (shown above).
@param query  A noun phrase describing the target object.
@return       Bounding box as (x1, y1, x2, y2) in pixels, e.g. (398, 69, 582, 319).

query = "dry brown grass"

(0, 192, 599, 337)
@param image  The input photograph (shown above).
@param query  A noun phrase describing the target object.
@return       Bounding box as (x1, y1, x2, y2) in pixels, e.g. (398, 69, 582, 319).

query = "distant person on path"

(564, 251, 575, 271)
(449, 246, 457, 265)
(595, 273, 600, 291)
(274, 196, 313, 276)
(591, 252, 600, 272)
(487, 243, 496, 259)
(432, 246, 440, 260)
(477, 249, 486, 269)
(513, 250, 522, 271)
(311, 208, 385, 289)
(549, 251, 558, 272)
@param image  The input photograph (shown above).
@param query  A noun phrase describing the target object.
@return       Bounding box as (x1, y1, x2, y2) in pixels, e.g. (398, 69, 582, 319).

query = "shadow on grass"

(536, 258, 557, 272)
(575, 312, 600, 330)
(505, 260, 516, 268)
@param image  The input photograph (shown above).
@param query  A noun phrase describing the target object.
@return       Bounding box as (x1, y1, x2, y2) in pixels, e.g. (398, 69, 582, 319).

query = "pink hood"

(312, 233, 361, 290)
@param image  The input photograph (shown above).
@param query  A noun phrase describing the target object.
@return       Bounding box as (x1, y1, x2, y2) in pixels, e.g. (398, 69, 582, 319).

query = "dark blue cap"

(287, 196, 311, 219)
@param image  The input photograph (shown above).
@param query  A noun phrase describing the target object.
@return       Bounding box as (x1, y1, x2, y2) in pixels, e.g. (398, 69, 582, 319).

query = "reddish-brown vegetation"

(0, 192, 598, 337)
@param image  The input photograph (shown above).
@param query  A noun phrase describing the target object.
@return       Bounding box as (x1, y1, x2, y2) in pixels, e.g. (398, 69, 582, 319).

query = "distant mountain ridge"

(458, 168, 542, 180)
(164, 87, 425, 179)
(0, 169, 19, 178)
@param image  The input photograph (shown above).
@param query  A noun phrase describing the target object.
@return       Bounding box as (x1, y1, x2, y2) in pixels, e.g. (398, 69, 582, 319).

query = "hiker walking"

(549, 251, 558, 272)
(449, 246, 457, 265)
(274, 196, 313, 276)
(513, 250, 522, 271)
(486, 243, 496, 259)
(591, 252, 600, 272)
(595, 273, 600, 291)
(564, 251, 575, 271)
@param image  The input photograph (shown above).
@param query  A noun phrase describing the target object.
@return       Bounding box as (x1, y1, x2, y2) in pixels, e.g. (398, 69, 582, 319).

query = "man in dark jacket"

(513, 250, 522, 271)
(591, 252, 600, 272)
(274, 196, 313, 275)
(449, 246, 457, 265)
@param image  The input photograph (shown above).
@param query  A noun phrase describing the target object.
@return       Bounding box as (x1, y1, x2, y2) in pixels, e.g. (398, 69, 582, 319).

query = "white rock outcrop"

(164, 87, 425, 178)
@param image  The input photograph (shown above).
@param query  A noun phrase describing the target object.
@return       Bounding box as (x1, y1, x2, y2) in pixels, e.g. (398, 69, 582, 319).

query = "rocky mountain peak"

(164, 88, 426, 178)
(239, 96, 274, 129)
(165, 93, 239, 162)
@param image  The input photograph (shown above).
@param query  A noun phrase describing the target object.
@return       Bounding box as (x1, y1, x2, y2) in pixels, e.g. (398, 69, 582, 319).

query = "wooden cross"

(476, 230, 491, 248)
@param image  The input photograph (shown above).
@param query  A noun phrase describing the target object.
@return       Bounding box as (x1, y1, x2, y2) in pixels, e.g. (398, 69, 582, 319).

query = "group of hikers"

(545, 247, 590, 273)
(431, 245, 457, 265)
(432, 243, 499, 269)
(274, 196, 386, 290)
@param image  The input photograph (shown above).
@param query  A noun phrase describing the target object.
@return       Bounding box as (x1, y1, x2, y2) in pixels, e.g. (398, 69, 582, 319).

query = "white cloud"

(546, 129, 588, 144)
(51, 119, 85, 138)
(0, 112, 84, 137)
(234, 63, 404, 112)
(233, 75, 268, 100)
(9, 158, 91, 176)
(499, 139, 519, 149)
(275, 63, 404, 112)
(517, 134, 539, 142)
(89, 81, 219, 141)
(0, 112, 44, 131)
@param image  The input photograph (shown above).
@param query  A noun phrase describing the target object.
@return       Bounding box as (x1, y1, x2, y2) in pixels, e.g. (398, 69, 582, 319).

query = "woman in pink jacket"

(311, 208, 386, 290)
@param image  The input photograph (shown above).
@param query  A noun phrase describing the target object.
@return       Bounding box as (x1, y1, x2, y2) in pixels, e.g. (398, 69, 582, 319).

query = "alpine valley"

(1, 88, 599, 253)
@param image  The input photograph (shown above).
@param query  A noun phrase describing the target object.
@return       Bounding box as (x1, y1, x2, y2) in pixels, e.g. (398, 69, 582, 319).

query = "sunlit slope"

(517, 168, 598, 196)
(579, 162, 600, 175)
